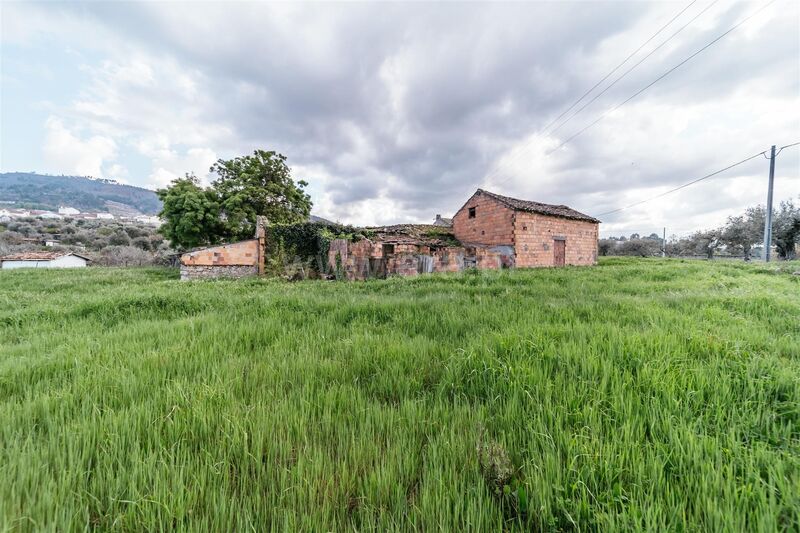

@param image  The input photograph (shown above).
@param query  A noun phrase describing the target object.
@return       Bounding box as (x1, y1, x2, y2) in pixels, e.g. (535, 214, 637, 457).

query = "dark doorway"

(553, 239, 566, 267)
(369, 258, 387, 279)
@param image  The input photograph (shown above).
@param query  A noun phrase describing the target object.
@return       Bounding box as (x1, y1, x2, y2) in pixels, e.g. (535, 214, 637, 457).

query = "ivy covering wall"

(265, 221, 372, 277)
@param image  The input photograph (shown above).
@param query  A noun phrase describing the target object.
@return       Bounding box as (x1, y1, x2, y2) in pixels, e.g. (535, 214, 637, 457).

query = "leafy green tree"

(156, 152, 312, 248)
(157, 174, 222, 250)
(211, 150, 312, 241)
(691, 230, 720, 259)
(598, 239, 616, 256)
(773, 200, 800, 259)
(617, 238, 659, 257)
(720, 207, 763, 260)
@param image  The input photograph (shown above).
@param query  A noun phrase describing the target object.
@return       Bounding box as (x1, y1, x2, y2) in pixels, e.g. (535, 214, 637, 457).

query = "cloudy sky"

(1, 1, 798, 235)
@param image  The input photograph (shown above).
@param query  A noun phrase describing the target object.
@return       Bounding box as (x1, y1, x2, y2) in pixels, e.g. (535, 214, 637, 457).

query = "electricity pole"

(662, 227, 666, 257)
(762, 145, 776, 262)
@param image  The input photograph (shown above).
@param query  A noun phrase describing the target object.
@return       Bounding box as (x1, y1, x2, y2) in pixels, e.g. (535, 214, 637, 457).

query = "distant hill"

(0, 173, 162, 215)
(308, 214, 337, 225)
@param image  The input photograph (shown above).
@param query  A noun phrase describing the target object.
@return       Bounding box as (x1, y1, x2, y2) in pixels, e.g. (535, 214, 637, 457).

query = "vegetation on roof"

(364, 223, 461, 247)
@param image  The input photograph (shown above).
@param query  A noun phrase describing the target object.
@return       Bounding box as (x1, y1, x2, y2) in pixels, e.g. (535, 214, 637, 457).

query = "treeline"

(600, 200, 799, 260)
(0, 217, 175, 266)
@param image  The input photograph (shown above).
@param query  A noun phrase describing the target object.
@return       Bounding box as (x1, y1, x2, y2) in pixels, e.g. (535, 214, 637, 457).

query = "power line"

(595, 149, 769, 218)
(775, 141, 800, 156)
(546, 0, 720, 137)
(540, 0, 698, 134)
(484, 0, 724, 190)
(484, 0, 715, 189)
(549, 0, 779, 155)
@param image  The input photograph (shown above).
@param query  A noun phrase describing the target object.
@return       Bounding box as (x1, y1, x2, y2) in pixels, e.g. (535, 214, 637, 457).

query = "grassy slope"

(0, 258, 798, 531)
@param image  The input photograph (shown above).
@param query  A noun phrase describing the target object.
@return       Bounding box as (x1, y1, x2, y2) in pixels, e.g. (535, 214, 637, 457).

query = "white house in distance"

(31, 210, 63, 219)
(134, 214, 162, 226)
(0, 251, 90, 269)
(58, 206, 80, 215)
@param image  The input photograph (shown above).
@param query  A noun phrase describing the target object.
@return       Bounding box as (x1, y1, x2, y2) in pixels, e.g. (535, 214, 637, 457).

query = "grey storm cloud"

(8, 1, 800, 231)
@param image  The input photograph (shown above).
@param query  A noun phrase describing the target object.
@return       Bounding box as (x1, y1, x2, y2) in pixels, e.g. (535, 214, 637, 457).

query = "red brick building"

(453, 189, 600, 267)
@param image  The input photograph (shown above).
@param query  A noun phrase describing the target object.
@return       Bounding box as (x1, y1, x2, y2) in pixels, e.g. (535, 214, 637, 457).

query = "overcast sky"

(2, 1, 798, 235)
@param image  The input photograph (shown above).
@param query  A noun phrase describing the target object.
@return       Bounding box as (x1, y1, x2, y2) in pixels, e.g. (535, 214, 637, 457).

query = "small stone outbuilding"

(179, 240, 261, 280)
(179, 217, 267, 280)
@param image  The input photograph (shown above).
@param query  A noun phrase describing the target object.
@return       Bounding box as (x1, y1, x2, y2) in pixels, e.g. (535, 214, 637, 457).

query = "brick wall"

(433, 247, 467, 273)
(329, 239, 374, 280)
(514, 212, 598, 267)
(453, 192, 515, 246)
(181, 240, 259, 266)
(179, 240, 260, 281)
(328, 237, 515, 280)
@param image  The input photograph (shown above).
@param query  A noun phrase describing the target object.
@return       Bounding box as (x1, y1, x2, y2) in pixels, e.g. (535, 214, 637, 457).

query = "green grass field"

(1, 258, 798, 531)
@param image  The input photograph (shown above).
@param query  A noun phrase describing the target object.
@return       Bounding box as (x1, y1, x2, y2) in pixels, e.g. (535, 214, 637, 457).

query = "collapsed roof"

(364, 224, 459, 247)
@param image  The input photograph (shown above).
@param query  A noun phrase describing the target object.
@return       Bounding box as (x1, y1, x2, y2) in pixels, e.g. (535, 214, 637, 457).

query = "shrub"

(132, 236, 152, 251)
(125, 226, 146, 239)
(476, 430, 527, 522)
(617, 239, 660, 257)
(94, 245, 154, 267)
(598, 239, 616, 256)
(109, 231, 131, 246)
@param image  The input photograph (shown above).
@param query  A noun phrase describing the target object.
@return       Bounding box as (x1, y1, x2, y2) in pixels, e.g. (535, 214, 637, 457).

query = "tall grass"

(0, 258, 798, 531)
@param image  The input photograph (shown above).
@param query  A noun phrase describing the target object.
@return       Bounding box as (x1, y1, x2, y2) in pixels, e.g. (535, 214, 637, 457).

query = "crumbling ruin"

(180, 189, 600, 281)
(328, 224, 511, 280)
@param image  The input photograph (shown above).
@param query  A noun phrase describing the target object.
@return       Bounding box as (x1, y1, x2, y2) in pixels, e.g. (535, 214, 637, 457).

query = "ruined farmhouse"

(180, 189, 600, 280)
(453, 189, 600, 268)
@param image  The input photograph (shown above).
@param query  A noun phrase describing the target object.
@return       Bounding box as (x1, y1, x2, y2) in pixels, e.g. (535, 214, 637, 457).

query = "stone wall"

(453, 192, 515, 246)
(180, 264, 258, 280)
(514, 212, 598, 267)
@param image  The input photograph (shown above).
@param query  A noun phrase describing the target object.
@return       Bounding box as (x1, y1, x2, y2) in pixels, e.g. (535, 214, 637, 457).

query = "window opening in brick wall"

(468, 207, 476, 219)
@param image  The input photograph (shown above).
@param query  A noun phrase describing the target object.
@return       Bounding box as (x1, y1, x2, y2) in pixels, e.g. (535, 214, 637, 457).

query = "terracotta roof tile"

(477, 189, 600, 223)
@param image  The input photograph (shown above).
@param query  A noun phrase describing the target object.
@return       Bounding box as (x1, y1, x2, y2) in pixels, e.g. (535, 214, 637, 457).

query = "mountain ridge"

(0, 172, 162, 215)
